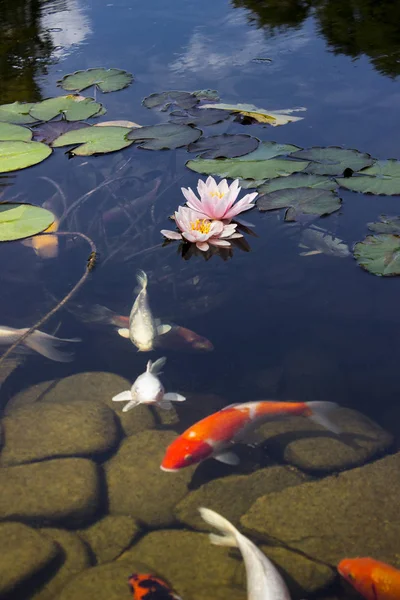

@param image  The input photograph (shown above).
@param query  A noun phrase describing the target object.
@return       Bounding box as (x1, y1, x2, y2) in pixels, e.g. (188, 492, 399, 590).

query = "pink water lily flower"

(181, 176, 257, 222)
(161, 206, 242, 252)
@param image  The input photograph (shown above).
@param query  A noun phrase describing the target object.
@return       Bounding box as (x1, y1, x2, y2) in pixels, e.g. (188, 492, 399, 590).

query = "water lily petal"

(227, 232, 243, 239)
(196, 241, 209, 251)
(220, 223, 239, 238)
(223, 192, 257, 221)
(209, 220, 224, 235)
(161, 229, 182, 240)
(218, 179, 229, 195)
(209, 238, 231, 247)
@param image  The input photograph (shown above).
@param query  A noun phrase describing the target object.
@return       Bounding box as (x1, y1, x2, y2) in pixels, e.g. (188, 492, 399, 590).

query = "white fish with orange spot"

(112, 357, 186, 412)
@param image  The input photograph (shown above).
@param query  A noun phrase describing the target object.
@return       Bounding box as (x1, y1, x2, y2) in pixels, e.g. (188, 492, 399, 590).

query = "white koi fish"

(0, 326, 80, 362)
(117, 270, 170, 351)
(200, 508, 291, 600)
(112, 357, 186, 412)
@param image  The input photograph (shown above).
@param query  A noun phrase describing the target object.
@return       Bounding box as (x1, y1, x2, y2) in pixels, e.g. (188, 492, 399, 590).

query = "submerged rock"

(120, 529, 246, 600)
(241, 452, 400, 566)
(57, 559, 150, 600)
(0, 522, 59, 596)
(32, 528, 91, 599)
(5, 372, 155, 437)
(0, 458, 100, 527)
(105, 430, 193, 527)
(78, 515, 140, 564)
(0, 401, 120, 466)
(257, 407, 392, 473)
(175, 465, 309, 531)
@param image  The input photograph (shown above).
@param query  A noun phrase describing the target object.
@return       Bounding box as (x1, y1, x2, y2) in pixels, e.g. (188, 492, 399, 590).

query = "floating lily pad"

(0, 203, 55, 241)
(354, 234, 400, 276)
(0, 123, 32, 142)
(95, 120, 141, 128)
(188, 134, 259, 159)
(143, 91, 199, 111)
(52, 125, 133, 156)
(32, 121, 90, 144)
(200, 103, 306, 126)
(29, 95, 105, 122)
(337, 160, 400, 195)
(58, 68, 133, 93)
(0, 102, 37, 124)
(291, 147, 374, 176)
(127, 123, 201, 150)
(367, 216, 400, 235)
(258, 173, 337, 194)
(169, 107, 229, 127)
(257, 187, 342, 221)
(0, 141, 52, 173)
(186, 154, 309, 180)
(192, 89, 220, 101)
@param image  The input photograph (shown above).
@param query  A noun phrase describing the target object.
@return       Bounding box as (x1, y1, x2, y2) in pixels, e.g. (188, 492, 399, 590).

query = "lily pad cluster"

(353, 216, 400, 276)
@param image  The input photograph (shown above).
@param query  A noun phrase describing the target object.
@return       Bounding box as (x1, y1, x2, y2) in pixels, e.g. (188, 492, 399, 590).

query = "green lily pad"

(258, 173, 337, 193)
(257, 187, 342, 221)
(29, 95, 104, 122)
(192, 89, 220, 101)
(52, 125, 133, 156)
(354, 234, 400, 276)
(291, 146, 374, 176)
(186, 155, 309, 180)
(169, 107, 229, 126)
(337, 160, 400, 195)
(58, 68, 133, 93)
(32, 121, 90, 144)
(143, 91, 199, 111)
(0, 123, 32, 142)
(0, 102, 37, 124)
(188, 134, 259, 159)
(0, 141, 52, 173)
(127, 123, 201, 150)
(200, 103, 306, 126)
(0, 203, 55, 241)
(367, 216, 400, 235)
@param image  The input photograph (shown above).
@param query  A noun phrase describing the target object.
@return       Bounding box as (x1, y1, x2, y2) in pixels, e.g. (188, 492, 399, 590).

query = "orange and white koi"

(338, 557, 400, 600)
(22, 219, 59, 259)
(128, 573, 182, 600)
(161, 400, 341, 471)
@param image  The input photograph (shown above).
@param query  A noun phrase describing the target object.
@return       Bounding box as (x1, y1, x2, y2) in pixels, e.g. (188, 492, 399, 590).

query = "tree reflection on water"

(233, 0, 400, 77)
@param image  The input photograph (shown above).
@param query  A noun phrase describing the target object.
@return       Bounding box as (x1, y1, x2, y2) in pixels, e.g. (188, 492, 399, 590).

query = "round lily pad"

(368, 216, 400, 235)
(258, 173, 337, 193)
(169, 108, 229, 127)
(257, 187, 342, 221)
(0, 102, 37, 124)
(188, 134, 259, 159)
(127, 123, 201, 150)
(29, 95, 104, 122)
(0, 203, 55, 241)
(32, 121, 90, 145)
(58, 68, 133, 93)
(52, 125, 133, 156)
(291, 146, 374, 176)
(0, 141, 52, 173)
(143, 91, 199, 111)
(186, 156, 309, 180)
(0, 123, 32, 142)
(354, 234, 400, 276)
(337, 160, 400, 195)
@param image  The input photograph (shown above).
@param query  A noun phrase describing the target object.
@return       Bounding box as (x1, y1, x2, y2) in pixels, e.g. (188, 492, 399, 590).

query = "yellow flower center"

(210, 191, 224, 198)
(190, 219, 211, 234)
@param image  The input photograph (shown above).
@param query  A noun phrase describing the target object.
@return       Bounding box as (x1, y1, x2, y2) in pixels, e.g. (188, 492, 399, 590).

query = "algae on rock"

(105, 430, 193, 527)
(78, 515, 140, 564)
(0, 458, 101, 527)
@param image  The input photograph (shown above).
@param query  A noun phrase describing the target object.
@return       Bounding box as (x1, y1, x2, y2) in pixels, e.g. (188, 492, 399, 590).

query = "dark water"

(1, 0, 400, 598)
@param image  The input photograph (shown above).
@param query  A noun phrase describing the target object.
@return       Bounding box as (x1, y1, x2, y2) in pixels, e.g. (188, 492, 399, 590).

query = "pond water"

(1, 0, 400, 599)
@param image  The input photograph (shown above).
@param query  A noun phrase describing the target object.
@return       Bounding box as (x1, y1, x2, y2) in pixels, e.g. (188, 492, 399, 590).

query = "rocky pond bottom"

(0, 372, 396, 600)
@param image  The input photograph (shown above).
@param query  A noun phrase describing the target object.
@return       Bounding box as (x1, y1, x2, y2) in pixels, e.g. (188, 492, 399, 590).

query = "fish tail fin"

(74, 303, 117, 326)
(305, 401, 342, 434)
(148, 357, 166, 374)
(135, 269, 148, 293)
(23, 330, 80, 362)
(199, 508, 239, 548)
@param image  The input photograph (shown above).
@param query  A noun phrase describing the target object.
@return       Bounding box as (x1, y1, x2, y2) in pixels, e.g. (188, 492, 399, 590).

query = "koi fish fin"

(117, 328, 130, 339)
(135, 269, 148, 293)
(122, 399, 141, 412)
(214, 451, 240, 465)
(112, 391, 132, 402)
(163, 392, 186, 402)
(156, 323, 172, 336)
(147, 357, 167, 374)
(221, 403, 240, 410)
(76, 304, 117, 325)
(23, 330, 80, 362)
(306, 401, 342, 434)
(158, 399, 173, 410)
(199, 508, 238, 548)
(300, 250, 323, 257)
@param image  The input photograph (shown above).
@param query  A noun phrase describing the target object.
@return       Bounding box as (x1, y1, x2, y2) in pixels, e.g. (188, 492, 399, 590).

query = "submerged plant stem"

(0, 231, 97, 366)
